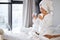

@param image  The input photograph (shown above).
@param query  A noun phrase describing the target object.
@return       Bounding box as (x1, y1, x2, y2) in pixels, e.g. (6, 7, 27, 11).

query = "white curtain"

(23, 0, 33, 27)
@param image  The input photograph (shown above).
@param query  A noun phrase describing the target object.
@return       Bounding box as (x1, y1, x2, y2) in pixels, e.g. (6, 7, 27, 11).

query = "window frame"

(0, 0, 23, 30)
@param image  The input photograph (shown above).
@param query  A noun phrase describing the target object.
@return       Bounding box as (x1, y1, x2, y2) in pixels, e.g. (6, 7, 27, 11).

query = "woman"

(38, 0, 53, 40)
(29, 0, 53, 40)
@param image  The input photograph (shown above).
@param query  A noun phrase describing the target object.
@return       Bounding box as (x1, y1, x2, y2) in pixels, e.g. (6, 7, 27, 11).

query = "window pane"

(0, 0, 11, 2)
(0, 4, 9, 30)
(12, 4, 23, 33)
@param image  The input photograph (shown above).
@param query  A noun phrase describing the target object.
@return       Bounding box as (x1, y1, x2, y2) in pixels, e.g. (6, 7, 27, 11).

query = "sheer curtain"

(23, 0, 33, 27)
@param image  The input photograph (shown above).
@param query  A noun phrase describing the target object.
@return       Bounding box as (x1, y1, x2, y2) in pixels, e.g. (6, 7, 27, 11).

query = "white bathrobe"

(38, 13, 53, 35)
(38, 0, 53, 34)
(29, 13, 53, 40)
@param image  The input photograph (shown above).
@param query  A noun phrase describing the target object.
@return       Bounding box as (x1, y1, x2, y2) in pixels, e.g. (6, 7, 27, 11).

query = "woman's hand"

(38, 15, 44, 20)
(32, 14, 37, 20)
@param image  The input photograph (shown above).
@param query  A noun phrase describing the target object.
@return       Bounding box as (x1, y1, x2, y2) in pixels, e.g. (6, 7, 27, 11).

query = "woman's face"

(40, 7, 47, 15)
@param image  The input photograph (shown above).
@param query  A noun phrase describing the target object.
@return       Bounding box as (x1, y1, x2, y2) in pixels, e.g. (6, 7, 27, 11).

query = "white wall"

(53, 0, 60, 26)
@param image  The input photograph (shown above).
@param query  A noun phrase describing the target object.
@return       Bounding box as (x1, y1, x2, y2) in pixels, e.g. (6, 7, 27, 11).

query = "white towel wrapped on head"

(39, 0, 53, 13)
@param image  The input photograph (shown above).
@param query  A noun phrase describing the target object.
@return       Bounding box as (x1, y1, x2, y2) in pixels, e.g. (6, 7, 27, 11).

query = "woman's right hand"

(32, 14, 37, 19)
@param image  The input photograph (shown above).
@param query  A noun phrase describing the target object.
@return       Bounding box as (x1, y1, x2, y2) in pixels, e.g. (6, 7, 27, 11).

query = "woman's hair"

(35, 0, 42, 15)
(34, 0, 42, 17)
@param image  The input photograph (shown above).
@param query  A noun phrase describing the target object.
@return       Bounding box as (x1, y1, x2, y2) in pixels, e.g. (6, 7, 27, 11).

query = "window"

(0, 0, 23, 32)
(0, 0, 11, 2)
(13, 0, 23, 1)
(0, 4, 9, 30)
(12, 4, 23, 32)
(0, 4, 8, 23)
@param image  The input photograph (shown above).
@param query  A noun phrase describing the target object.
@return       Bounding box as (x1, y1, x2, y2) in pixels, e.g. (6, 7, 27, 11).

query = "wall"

(53, 0, 60, 26)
